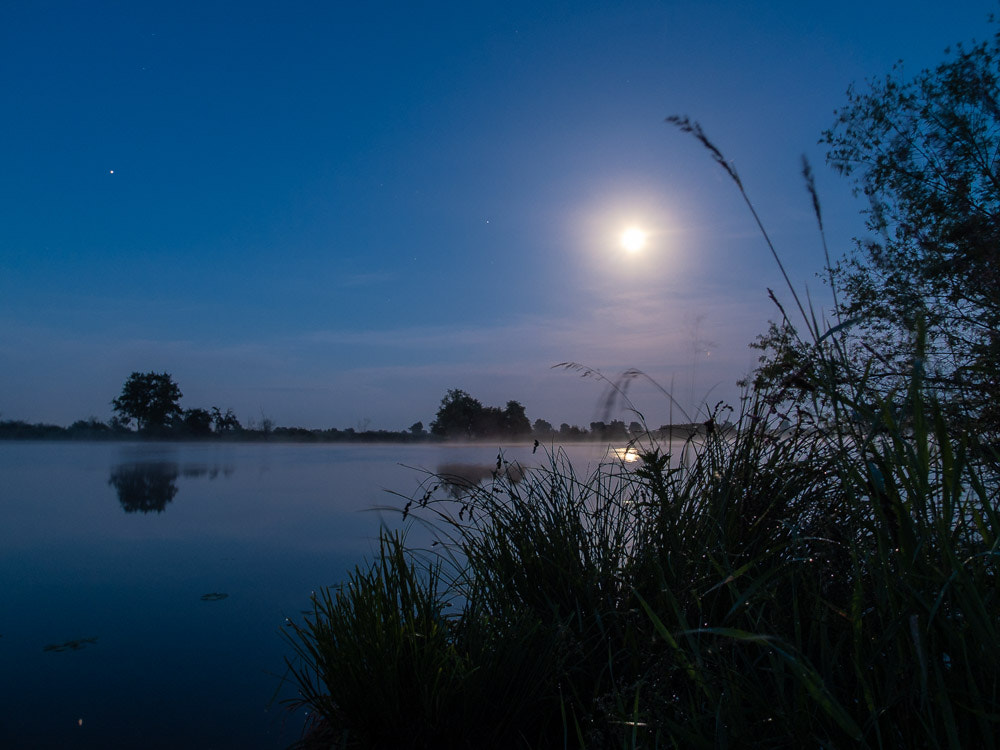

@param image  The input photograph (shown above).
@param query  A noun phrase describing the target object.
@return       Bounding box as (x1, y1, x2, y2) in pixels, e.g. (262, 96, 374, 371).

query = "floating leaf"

(43, 637, 98, 653)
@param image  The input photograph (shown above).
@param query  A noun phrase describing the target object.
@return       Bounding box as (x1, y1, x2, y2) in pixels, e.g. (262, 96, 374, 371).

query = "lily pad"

(43, 637, 98, 653)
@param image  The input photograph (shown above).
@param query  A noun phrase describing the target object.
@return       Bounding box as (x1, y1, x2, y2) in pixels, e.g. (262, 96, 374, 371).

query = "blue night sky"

(1, 1, 995, 430)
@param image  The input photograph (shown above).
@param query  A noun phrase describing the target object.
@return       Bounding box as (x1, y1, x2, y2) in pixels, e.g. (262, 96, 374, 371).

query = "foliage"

(589, 420, 629, 441)
(822, 30, 1000, 437)
(502, 399, 532, 436)
(111, 371, 183, 432)
(532, 418, 555, 438)
(429, 389, 532, 440)
(283, 531, 557, 749)
(211, 406, 242, 433)
(182, 408, 214, 436)
(429, 389, 483, 439)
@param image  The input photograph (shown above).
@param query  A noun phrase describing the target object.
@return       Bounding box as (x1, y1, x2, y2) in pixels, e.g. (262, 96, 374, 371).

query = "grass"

(283, 390, 1000, 748)
(282, 122, 1000, 748)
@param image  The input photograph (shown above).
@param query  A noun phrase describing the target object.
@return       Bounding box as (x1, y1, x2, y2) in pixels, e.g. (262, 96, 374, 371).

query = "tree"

(182, 408, 214, 436)
(606, 420, 629, 440)
(112, 372, 183, 432)
(212, 407, 242, 434)
(533, 418, 555, 438)
(502, 400, 532, 437)
(823, 30, 1000, 433)
(430, 390, 533, 440)
(430, 389, 484, 439)
(559, 423, 586, 439)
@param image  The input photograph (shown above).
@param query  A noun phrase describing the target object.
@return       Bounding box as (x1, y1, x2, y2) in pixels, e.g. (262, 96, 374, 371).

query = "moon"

(620, 227, 646, 253)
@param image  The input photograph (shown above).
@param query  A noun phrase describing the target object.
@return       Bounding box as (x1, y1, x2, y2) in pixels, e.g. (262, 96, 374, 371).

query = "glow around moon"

(621, 227, 647, 253)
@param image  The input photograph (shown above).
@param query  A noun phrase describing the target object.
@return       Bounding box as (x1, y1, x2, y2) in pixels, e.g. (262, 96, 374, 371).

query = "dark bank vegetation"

(283, 26, 1000, 749)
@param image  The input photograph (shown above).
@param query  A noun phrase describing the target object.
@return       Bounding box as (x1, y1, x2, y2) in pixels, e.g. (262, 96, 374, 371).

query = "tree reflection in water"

(108, 462, 180, 513)
(435, 462, 526, 499)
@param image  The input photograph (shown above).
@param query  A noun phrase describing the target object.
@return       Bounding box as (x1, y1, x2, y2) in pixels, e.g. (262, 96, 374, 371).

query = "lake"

(0, 439, 622, 748)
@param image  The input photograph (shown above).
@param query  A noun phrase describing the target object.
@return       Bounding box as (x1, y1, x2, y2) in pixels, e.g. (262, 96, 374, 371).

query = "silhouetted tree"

(532, 418, 555, 438)
(409, 421, 425, 437)
(112, 372, 183, 432)
(473, 406, 506, 437)
(68, 417, 112, 437)
(607, 420, 629, 440)
(182, 408, 214, 436)
(503, 400, 532, 437)
(752, 29, 1000, 436)
(559, 423, 586, 439)
(211, 407, 242, 434)
(431, 390, 533, 440)
(431, 389, 484, 439)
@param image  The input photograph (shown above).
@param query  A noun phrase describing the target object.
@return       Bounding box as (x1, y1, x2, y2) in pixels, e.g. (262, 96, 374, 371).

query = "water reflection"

(43, 636, 98, 653)
(435, 462, 527, 498)
(5, 441, 621, 747)
(181, 464, 236, 480)
(108, 461, 237, 513)
(611, 446, 640, 463)
(109, 462, 180, 513)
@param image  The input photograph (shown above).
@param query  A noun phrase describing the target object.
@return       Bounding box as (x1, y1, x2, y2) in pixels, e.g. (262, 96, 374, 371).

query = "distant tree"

(112, 372, 183, 432)
(431, 390, 533, 440)
(532, 418, 555, 438)
(606, 420, 629, 440)
(68, 417, 111, 436)
(818, 32, 999, 433)
(473, 406, 506, 437)
(503, 401, 532, 437)
(409, 421, 425, 437)
(559, 423, 586, 439)
(259, 413, 274, 435)
(628, 421, 644, 436)
(212, 407, 242, 434)
(182, 408, 214, 436)
(431, 389, 484, 439)
(108, 415, 131, 433)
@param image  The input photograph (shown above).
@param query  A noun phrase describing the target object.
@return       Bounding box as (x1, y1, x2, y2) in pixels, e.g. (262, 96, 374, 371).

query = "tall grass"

(283, 124, 1000, 748)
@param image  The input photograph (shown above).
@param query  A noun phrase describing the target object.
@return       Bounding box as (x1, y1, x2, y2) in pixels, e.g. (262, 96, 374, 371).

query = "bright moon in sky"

(620, 227, 646, 253)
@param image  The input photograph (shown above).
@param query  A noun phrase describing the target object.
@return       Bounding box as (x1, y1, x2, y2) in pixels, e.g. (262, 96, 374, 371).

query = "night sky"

(1, 1, 995, 430)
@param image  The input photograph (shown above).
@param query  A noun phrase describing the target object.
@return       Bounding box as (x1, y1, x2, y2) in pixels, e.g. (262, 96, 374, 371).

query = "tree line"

(1, 373, 668, 443)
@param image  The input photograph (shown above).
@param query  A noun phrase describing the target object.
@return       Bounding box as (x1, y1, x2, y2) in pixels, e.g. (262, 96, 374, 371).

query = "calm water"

(0, 440, 617, 749)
